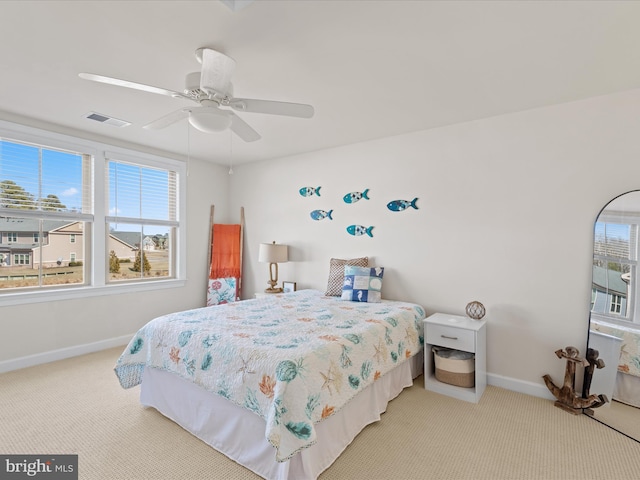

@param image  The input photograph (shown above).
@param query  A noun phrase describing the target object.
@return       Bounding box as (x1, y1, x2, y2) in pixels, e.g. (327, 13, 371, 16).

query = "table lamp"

(258, 241, 288, 293)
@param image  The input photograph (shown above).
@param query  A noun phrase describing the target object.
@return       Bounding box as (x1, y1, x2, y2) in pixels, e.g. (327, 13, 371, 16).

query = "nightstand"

(424, 312, 486, 403)
(254, 292, 277, 299)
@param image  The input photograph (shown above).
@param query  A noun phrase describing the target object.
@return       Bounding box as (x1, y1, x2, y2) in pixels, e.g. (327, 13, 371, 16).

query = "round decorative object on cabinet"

(465, 301, 486, 320)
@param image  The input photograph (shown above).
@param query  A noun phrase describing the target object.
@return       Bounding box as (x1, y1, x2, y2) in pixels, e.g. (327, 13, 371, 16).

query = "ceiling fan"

(78, 48, 314, 142)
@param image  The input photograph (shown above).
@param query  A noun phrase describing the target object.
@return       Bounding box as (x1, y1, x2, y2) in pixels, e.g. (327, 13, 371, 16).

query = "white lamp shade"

(258, 243, 288, 263)
(189, 109, 232, 133)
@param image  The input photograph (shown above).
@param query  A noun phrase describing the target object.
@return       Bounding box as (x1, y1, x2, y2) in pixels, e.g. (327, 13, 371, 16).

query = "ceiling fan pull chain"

(228, 129, 234, 175)
(186, 113, 191, 177)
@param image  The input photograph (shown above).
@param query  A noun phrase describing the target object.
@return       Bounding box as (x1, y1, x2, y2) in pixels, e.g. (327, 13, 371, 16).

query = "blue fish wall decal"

(299, 186, 321, 197)
(387, 198, 418, 212)
(343, 188, 370, 204)
(310, 209, 333, 221)
(346, 225, 374, 237)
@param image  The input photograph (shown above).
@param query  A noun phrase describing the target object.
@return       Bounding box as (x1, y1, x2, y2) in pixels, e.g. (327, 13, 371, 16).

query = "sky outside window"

(0, 139, 83, 212)
(107, 161, 173, 236)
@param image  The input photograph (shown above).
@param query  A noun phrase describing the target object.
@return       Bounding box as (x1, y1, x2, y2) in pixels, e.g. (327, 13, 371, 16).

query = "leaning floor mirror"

(587, 190, 640, 441)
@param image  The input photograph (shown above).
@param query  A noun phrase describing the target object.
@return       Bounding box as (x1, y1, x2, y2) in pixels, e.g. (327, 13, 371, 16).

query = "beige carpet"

(589, 400, 640, 441)
(1, 347, 639, 480)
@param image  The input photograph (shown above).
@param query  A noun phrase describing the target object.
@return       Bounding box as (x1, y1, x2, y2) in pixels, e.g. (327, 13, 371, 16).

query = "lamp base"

(265, 262, 282, 294)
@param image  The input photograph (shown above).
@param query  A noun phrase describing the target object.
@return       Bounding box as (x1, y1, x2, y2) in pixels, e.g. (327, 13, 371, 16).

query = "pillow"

(325, 257, 369, 296)
(341, 266, 384, 303)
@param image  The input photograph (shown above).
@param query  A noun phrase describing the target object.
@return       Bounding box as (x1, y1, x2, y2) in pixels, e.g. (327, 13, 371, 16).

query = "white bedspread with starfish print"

(114, 289, 425, 462)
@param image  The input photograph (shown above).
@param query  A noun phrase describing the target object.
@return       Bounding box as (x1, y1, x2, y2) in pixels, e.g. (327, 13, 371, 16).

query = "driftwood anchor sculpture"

(542, 346, 608, 415)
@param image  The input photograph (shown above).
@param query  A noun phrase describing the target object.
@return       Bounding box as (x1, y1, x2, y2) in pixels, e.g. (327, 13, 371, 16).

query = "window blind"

(0, 138, 91, 218)
(593, 222, 637, 261)
(105, 159, 177, 227)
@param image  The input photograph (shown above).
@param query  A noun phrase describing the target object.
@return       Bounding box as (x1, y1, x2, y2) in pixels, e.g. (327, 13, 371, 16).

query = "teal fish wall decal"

(310, 209, 333, 221)
(299, 186, 321, 197)
(346, 225, 374, 237)
(387, 198, 418, 212)
(343, 189, 370, 204)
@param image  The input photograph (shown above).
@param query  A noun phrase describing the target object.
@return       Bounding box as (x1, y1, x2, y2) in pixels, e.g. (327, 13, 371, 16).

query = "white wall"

(230, 88, 640, 395)
(0, 150, 230, 368)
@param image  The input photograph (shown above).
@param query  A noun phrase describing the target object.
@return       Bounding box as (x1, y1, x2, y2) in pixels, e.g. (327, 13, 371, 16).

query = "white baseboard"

(0, 335, 133, 374)
(488, 372, 556, 400)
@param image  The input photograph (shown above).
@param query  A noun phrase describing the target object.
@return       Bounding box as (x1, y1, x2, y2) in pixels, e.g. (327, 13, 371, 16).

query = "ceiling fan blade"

(143, 108, 190, 130)
(78, 73, 190, 100)
(229, 112, 261, 142)
(228, 98, 314, 118)
(200, 48, 236, 95)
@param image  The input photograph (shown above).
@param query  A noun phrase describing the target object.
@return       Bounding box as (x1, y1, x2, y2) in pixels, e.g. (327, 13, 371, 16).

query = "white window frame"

(13, 253, 29, 265)
(610, 294, 623, 314)
(0, 119, 186, 307)
(105, 153, 179, 284)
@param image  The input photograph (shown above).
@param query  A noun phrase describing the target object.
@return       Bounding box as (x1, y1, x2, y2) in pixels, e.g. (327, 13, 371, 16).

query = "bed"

(115, 289, 426, 479)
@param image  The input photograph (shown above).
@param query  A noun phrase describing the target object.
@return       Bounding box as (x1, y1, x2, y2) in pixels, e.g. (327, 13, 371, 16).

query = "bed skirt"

(614, 371, 640, 408)
(140, 352, 423, 480)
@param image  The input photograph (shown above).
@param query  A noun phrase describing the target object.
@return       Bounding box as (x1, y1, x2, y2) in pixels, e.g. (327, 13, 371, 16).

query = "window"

(0, 137, 89, 290)
(0, 119, 186, 304)
(106, 159, 177, 282)
(13, 254, 29, 265)
(610, 294, 623, 314)
(592, 220, 636, 323)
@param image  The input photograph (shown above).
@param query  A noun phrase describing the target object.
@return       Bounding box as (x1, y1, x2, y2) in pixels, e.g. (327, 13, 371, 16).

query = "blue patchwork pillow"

(341, 266, 384, 303)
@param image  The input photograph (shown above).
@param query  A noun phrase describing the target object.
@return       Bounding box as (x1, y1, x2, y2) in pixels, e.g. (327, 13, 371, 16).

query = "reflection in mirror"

(588, 190, 640, 442)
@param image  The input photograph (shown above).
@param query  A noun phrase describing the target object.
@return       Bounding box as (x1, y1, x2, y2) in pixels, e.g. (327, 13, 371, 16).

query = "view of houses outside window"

(591, 220, 637, 324)
(0, 135, 178, 292)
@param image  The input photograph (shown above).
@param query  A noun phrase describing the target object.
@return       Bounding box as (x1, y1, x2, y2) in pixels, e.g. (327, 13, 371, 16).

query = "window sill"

(0, 279, 187, 307)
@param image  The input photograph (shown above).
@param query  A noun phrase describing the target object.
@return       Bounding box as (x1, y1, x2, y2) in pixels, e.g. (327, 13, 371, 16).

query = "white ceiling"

(2, 1, 640, 166)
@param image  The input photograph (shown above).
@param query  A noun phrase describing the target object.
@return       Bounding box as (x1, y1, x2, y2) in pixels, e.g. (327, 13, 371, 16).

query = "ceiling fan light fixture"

(188, 109, 232, 133)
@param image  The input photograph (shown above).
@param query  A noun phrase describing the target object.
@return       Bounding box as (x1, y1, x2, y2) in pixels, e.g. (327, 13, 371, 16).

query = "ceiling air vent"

(84, 112, 131, 128)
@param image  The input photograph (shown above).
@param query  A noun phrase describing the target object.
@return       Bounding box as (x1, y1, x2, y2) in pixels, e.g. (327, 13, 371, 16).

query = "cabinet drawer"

(426, 324, 475, 352)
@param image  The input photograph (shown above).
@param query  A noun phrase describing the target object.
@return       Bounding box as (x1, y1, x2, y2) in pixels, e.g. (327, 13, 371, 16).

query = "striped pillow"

(325, 257, 369, 296)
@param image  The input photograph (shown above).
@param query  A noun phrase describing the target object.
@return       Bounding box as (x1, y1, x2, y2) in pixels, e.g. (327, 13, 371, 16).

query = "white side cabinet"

(424, 312, 487, 403)
(254, 292, 280, 299)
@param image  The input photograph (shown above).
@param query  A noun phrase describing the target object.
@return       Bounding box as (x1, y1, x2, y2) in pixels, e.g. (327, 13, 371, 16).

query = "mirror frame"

(586, 189, 640, 443)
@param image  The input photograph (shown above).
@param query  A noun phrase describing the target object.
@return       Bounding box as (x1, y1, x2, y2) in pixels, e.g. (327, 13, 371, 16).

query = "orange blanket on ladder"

(209, 224, 242, 279)
(207, 224, 242, 305)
